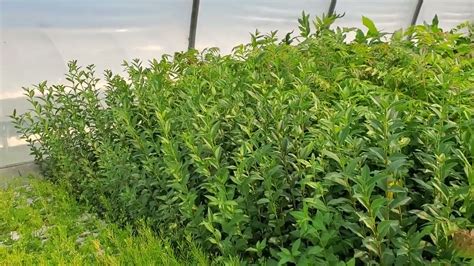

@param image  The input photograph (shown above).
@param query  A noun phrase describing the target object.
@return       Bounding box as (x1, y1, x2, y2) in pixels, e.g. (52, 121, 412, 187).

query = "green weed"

(0, 178, 214, 265)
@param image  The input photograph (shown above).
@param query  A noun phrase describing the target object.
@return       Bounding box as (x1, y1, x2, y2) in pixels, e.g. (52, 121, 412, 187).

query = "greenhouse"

(0, 0, 473, 264)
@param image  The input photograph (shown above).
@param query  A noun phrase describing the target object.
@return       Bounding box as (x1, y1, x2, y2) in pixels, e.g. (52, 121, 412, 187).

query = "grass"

(0, 177, 227, 265)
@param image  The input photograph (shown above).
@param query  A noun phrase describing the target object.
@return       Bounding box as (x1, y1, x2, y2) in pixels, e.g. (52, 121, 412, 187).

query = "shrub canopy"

(13, 15, 474, 264)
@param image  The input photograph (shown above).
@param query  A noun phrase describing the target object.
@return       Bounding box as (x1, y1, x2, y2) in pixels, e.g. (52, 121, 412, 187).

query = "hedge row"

(13, 15, 473, 264)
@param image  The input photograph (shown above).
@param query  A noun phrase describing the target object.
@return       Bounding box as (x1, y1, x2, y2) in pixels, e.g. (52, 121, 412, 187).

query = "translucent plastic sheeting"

(0, 0, 192, 166)
(196, 0, 473, 54)
(196, 0, 331, 54)
(332, 0, 419, 33)
(418, 0, 474, 30)
(332, 0, 473, 38)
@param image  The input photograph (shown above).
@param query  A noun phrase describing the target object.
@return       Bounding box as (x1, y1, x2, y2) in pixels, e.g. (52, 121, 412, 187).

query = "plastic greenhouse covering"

(1, 0, 473, 167)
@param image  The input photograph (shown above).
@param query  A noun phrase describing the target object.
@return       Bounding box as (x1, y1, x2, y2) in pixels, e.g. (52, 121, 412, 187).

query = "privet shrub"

(12, 15, 474, 264)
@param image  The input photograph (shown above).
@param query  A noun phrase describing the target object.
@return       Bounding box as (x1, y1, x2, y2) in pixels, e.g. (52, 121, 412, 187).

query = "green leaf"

(411, 210, 431, 221)
(256, 198, 270, 205)
(304, 198, 328, 212)
(432, 15, 439, 28)
(370, 197, 387, 216)
(377, 220, 398, 238)
(291, 239, 302, 256)
(278, 248, 295, 265)
(381, 249, 395, 265)
(325, 172, 349, 187)
(345, 258, 356, 266)
(322, 150, 342, 167)
(344, 222, 365, 238)
(358, 212, 375, 232)
(298, 11, 311, 37)
(362, 16, 379, 37)
(391, 29, 403, 41)
(387, 158, 408, 172)
(390, 196, 411, 210)
(362, 236, 380, 255)
(291, 210, 309, 222)
(307, 246, 324, 256)
(367, 147, 385, 163)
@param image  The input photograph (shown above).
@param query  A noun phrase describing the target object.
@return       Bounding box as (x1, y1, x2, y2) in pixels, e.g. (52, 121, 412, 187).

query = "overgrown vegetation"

(0, 178, 214, 265)
(12, 14, 474, 264)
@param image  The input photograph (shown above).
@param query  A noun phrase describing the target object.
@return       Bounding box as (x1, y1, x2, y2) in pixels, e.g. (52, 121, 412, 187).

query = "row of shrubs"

(13, 15, 473, 264)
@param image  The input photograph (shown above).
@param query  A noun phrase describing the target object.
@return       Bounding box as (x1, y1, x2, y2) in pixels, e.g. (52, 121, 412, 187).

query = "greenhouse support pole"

(328, 0, 337, 16)
(411, 0, 423, 25)
(188, 0, 200, 50)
